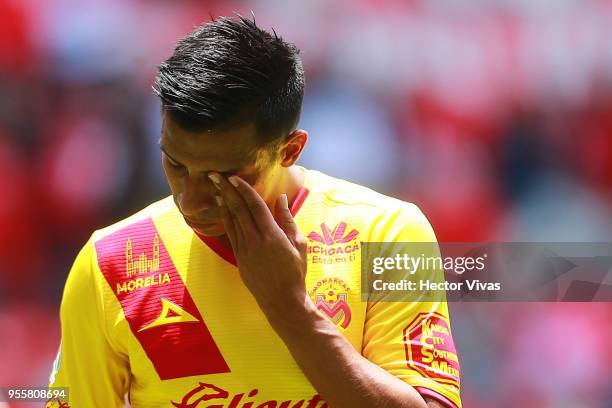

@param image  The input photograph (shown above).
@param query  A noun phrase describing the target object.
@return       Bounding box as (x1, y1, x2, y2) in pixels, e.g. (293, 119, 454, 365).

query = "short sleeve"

(362, 204, 462, 408)
(46, 239, 130, 408)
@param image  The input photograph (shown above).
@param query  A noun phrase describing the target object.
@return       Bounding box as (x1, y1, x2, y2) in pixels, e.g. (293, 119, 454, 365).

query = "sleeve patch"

(403, 312, 460, 387)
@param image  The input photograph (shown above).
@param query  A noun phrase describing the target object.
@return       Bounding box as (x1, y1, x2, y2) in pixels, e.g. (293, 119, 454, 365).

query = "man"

(47, 16, 461, 408)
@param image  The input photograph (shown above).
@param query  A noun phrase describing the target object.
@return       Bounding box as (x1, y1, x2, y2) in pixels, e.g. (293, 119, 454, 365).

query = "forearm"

(265, 295, 428, 408)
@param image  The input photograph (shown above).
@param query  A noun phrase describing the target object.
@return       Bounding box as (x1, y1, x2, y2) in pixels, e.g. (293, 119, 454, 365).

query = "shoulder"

(67, 196, 179, 306)
(66, 196, 176, 272)
(303, 169, 436, 242)
(61, 196, 178, 317)
(83, 195, 179, 274)
(304, 168, 415, 211)
(90, 195, 177, 243)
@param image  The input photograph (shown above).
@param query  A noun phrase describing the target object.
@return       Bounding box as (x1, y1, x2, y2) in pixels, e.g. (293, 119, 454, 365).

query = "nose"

(176, 174, 217, 217)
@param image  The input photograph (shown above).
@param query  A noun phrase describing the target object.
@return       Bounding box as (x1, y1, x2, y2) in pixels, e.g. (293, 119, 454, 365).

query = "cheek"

(161, 164, 181, 194)
(160, 157, 170, 177)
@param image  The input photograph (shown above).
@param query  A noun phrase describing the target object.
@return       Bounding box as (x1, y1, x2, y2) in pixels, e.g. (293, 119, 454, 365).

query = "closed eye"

(163, 153, 186, 171)
(167, 157, 182, 168)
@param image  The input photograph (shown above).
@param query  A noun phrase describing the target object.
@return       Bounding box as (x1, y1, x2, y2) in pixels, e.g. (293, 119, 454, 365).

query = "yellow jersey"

(47, 167, 461, 408)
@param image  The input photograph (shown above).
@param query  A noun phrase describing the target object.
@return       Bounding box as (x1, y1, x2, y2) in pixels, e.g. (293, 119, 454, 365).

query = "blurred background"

(1, 0, 611, 407)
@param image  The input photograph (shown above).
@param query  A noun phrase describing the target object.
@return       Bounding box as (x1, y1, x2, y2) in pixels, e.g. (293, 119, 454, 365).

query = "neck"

(280, 165, 306, 207)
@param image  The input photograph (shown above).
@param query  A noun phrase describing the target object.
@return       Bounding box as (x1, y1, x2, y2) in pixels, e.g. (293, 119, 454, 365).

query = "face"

(159, 114, 281, 237)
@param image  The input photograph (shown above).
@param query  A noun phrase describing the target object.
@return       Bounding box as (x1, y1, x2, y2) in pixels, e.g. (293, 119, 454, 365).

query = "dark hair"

(153, 16, 304, 145)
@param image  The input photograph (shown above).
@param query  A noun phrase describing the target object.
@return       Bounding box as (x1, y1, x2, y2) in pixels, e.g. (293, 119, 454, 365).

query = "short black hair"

(153, 16, 304, 145)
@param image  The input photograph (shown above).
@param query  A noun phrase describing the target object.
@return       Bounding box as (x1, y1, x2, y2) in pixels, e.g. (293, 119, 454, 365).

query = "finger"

(215, 195, 240, 249)
(274, 194, 307, 255)
(274, 193, 300, 240)
(226, 175, 278, 235)
(209, 173, 259, 238)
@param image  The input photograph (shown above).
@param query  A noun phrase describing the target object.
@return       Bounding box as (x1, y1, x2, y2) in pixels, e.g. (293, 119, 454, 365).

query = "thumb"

(274, 193, 300, 240)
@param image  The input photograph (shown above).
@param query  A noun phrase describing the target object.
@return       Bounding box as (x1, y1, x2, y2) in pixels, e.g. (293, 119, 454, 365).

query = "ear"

(279, 130, 308, 167)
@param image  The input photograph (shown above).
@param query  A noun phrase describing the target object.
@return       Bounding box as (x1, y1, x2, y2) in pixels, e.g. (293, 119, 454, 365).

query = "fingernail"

(280, 193, 289, 210)
(208, 173, 221, 190)
(228, 176, 239, 187)
(215, 195, 223, 206)
(208, 173, 221, 184)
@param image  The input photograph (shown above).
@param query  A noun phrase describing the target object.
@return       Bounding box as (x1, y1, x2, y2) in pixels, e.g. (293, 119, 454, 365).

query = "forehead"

(160, 114, 261, 171)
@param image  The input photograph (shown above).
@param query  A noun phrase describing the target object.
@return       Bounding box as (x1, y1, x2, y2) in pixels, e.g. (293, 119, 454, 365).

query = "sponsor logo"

(116, 272, 170, 295)
(126, 234, 160, 277)
(309, 278, 352, 329)
(307, 222, 358, 245)
(45, 398, 70, 408)
(306, 222, 360, 264)
(139, 297, 200, 332)
(403, 312, 461, 387)
(173, 383, 327, 408)
(116, 233, 171, 294)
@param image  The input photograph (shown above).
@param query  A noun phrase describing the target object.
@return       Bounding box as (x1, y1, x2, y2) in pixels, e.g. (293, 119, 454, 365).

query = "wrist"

(261, 293, 322, 335)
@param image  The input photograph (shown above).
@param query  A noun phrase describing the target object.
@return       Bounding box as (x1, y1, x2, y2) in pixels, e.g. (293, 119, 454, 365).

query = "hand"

(208, 173, 309, 318)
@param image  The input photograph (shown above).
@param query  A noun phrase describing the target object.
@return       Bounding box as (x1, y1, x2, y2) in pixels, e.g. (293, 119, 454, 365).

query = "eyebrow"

(158, 143, 244, 175)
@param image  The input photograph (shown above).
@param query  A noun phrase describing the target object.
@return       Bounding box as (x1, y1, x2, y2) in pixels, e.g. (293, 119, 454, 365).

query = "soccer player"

(47, 16, 461, 408)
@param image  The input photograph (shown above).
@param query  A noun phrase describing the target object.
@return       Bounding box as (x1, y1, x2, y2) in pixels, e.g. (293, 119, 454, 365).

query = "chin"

(192, 223, 226, 237)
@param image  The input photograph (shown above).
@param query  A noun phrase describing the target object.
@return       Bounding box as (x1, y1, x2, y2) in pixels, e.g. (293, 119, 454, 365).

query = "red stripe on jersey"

(290, 187, 309, 216)
(95, 217, 230, 380)
(197, 233, 236, 266)
(415, 387, 458, 408)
